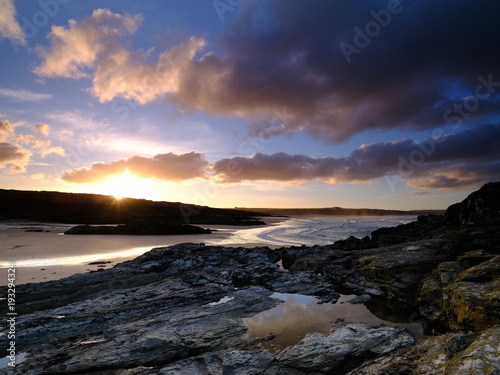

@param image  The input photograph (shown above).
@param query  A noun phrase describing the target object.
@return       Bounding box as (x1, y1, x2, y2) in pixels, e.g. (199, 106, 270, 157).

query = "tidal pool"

(243, 293, 425, 352)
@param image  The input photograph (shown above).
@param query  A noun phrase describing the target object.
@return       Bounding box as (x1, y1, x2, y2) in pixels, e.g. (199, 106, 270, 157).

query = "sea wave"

(222, 216, 416, 246)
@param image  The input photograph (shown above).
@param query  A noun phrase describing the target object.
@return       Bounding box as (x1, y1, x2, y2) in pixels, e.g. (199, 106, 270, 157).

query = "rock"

(159, 348, 278, 375)
(355, 234, 467, 304)
(2, 182, 500, 374)
(64, 223, 211, 235)
(88, 261, 113, 265)
(446, 326, 500, 374)
(276, 321, 414, 374)
(350, 327, 500, 375)
(416, 249, 500, 331)
(446, 181, 500, 227)
(371, 214, 446, 247)
(349, 294, 372, 304)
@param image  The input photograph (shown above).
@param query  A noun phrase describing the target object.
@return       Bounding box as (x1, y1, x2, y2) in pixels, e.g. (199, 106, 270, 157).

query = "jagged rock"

(350, 327, 500, 375)
(371, 214, 447, 247)
(2, 183, 500, 374)
(416, 249, 500, 331)
(446, 181, 500, 227)
(276, 321, 414, 374)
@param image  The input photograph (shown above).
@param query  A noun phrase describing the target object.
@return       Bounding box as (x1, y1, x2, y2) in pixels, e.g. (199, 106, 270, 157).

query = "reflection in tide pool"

(243, 293, 424, 353)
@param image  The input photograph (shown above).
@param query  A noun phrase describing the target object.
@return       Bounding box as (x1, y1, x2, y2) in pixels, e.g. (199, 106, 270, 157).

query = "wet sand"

(0, 217, 287, 285)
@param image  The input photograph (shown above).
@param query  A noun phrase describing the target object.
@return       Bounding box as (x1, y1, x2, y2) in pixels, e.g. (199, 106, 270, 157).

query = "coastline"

(0, 216, 288, 285)
(1, 183, 499, 374)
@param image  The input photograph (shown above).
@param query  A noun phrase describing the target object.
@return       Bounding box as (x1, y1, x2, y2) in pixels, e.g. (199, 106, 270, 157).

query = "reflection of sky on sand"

(243, 293, 424, 352)
(0, 222, 230, 268)
(0, 247, 154, 268)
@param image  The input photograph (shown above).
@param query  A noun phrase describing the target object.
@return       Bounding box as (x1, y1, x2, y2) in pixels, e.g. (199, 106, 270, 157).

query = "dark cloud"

(213, 124, 500, 188)
(0, 142, 31, 172)
(36, 1, 500, 143)
(62, 152, 209, 183)
(170, 0, 500, 142)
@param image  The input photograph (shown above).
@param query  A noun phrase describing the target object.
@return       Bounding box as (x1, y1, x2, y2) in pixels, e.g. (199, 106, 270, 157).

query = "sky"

(0, 0, 499, 209)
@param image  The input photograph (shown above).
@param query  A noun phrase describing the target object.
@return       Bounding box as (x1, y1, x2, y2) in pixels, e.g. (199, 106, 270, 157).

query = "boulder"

(277, 321, 414, 374)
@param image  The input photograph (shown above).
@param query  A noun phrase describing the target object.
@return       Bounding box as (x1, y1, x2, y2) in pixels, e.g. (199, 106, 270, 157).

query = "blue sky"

(0, 0, 499, 209)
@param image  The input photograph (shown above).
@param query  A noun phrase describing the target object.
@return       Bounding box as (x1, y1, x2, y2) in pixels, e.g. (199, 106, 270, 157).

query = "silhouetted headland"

(0, 189, 267, 235)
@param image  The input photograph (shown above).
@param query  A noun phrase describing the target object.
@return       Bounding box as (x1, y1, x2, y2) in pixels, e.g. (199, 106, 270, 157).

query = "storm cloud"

(34, 1, 500, 142)
(214, 124, 500, 189)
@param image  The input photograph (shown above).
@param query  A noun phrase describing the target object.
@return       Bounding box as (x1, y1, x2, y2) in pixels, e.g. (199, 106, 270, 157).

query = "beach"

(0, 217, 286, 285)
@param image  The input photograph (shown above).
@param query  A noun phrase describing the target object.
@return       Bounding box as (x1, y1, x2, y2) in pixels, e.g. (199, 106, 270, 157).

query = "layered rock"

(1, 182, 500, 374)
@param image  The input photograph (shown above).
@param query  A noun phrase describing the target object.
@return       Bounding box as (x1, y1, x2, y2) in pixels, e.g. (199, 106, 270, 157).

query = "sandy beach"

(0, 217, 287, 286)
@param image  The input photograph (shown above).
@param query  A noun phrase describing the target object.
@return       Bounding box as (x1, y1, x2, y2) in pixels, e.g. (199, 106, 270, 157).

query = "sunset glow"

(94, 170, 159, 201)
(1, 1, 499, 209)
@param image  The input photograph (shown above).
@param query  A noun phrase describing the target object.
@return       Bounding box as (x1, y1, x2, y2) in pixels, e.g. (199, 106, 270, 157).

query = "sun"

(94, 170, 160, 200)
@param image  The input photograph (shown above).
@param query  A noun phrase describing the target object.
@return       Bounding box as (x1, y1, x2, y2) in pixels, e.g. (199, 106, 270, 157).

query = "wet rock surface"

(1, 183, 500, 374)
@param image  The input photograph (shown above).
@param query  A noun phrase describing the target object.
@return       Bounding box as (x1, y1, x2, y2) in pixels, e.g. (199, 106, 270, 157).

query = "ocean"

(0, 216, 416, 284)
(220, 215, 416, 247)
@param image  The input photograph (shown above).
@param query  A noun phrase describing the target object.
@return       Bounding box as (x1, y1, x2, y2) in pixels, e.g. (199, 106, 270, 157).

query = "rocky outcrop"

(2, 182, 500, 374)
(276, 321, 414, 374)
(446, 182, 500, 227)
(350, 327, 500, 375)
(64, 223, 211, 235)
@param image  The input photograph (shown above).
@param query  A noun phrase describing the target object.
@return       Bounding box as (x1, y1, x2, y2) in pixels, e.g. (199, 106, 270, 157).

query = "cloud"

(0, 88, 52, 102)
(34, 9, 142, 79)
(62, 152, 210, 183)
(34, 1, 500, 142)
(16, 134, 65, 157)
(34, 8, 204, 104)
(0, 120, 15, 141)
(31, 173, 45, 180)
(60, 124, 500, 189)
(213, 124, 500, 189)
(35, 123, 50, 136)
(402, 191, 431, 197)
(0, 0, 25, 46)
(0, 120, 31, 173)
(0, 142, 31, 172)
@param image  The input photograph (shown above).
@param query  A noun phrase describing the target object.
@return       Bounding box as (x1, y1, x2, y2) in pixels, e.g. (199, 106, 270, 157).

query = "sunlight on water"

(0, 247, 153, 268)
(223, 216, 415, 247)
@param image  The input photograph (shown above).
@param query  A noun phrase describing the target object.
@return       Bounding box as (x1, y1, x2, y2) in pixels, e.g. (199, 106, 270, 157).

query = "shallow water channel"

(243, 292, 425, 353)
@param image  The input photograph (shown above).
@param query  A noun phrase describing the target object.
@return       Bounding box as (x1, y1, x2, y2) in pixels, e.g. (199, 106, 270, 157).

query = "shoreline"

(0, 216, 289, 286)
